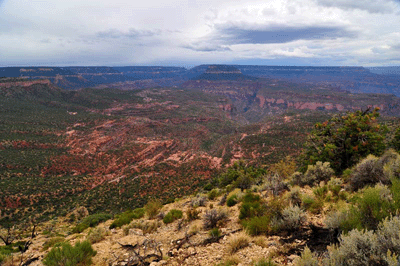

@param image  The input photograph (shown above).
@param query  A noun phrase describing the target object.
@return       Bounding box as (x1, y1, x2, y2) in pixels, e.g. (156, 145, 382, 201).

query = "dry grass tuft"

(227, 233, 250, 254)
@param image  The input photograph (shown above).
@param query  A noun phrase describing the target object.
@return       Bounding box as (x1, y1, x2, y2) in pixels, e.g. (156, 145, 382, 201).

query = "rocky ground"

(2, 187, 328, 266)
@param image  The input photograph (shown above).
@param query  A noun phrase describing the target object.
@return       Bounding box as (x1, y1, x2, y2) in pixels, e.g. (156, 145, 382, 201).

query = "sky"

(1, 0, 400, 67)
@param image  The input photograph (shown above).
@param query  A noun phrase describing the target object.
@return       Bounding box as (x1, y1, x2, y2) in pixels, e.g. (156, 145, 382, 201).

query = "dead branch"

(21, 256, 39, 266)
(201, 228, 241, 246)
(167, 231, 196, 257)
(0, 226, 17, 245)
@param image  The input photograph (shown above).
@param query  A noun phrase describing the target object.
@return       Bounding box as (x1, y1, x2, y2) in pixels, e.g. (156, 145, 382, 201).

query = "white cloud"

(0, 0, 400, 66)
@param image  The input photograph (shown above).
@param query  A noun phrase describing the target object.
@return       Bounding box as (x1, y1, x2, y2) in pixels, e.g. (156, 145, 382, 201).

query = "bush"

(163, 209, 183, 224)
(277, 205, 306, 232)
(239, 193, 265, 220)
(239, 201, 265, 220)
(326, 216, 400, 265)
(301, 195, 323, 214)
(42, 237, 65, 251)
(243, 215, 272, 236)
(43, 241, 96, 266)
(227, 194, 238, 207)
(261, 174, 288, 196)
(391, 128, 400, 152)
(203, 183, 214, 191)
(286, 186, 302, 206)
(312, 184, 328, 199)
(219, 163, 243, 187)
(144, 199, 162, 219)
(227, 234, 249, 254)
(73, 213, 112, 233)
(86, 226, 109, 244)
(109, 208, 145, 229)
(269, 156, 297, 180)
(339, 184, 393, 232)
(325, 229, 383, 265)
(390, 178, 400, 211)
(383, 150, 400, 180)
(377, 216, 400, 256)
(293, 246, 319, 266)
(208, 189, 220, 200)
(219, 193, 228, 206)
(349, 155, 389, 191)
(216, 256, 240, 266)
(324, 210, 349, 230)
(186, 208, 200, 221)
(242, 193, 261, 203)
(290, 172, 305, 186)
(234, 174, 253, 190)
(71, 206, 89, 221)
(203, 209, 228, 229)
(327, 177, 343, 197)
(253, 258, 277, 266)
(208, 227, 221, 241)
(303, 161, 334, 186)
(191, 195, 208, 207)
(124, 220, 160, 235)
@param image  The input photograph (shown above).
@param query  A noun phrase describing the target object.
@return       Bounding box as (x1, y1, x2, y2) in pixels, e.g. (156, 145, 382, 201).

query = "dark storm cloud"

(216, 25, 356, 45)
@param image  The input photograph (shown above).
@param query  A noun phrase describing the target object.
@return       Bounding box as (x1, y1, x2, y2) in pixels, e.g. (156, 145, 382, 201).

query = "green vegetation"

(72, 213, 112, 233)
(226, 194, 238, 207)
(239, 193, 265, 220)
(109, 208, 144, 229)
(86, 227, 109, 244)
(43, 240, 96, 266)
(3, 80, 400, 265)
(293, 246, 319, 266)
(42, 237, 66, 251)
(218, 161, 266, 189)
(208, 189, 221, 200)
(0, 242, 21, 264)
(243, 215, 272, 236)
(208, 227, 221, 241)
(163, 209, 183, 224)
(302, 161, 334, 186)
(300, 108, 387, 174)
(253, 258, 277, 266)
(144, 199, 162, 219)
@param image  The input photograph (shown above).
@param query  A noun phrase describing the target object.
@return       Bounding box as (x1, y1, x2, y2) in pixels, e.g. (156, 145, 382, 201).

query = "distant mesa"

(205, 65, 242, 74)
(1, 65, 400, 97)
(191, 65, 257, 81)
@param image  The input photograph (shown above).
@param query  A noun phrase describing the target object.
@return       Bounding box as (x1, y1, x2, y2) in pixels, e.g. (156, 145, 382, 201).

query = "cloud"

(316, 0, 399, 14)
(1, 0, 400, 66)
(96, 28, 161, 39)
(392, 44, 400, 50)
(215, 25, 356, 44)
(182, 43, 232, 52)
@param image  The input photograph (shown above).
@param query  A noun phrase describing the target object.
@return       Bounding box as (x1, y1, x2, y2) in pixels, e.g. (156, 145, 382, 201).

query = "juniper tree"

(300, 108, 387, 174)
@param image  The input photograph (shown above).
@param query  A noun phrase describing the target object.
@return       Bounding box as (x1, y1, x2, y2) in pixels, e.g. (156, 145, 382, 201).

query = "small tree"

(0, 226, 17, 246)
(391, 127, 400, 152)
(300, 108, 387, 174)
